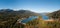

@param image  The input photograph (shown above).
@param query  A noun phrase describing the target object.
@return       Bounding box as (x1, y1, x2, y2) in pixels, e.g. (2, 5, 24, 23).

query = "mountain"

(0, 9, 39, 18)
(0, 9, 13, 12)
(0, 9, 40, 28)
(48, 9, 60, 20)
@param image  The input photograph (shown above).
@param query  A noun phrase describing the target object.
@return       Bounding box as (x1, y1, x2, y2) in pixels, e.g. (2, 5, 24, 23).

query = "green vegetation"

(46, 9, 60, 28)
(0, 9, 39, 28)
(46, 21, 60, 28)
(26, 19, 39, 26)
(0, 9, 60, 28)
(48, 10, 60, 20)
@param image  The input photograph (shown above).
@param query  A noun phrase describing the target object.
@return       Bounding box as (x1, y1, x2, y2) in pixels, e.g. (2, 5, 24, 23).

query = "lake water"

(21, 14, 49, 23)
(21, 16, 38, 23)
(41, 14, 49, 20)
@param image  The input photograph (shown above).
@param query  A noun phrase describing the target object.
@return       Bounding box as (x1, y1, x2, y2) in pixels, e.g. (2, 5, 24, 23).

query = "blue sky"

(0, 0, 60, 13)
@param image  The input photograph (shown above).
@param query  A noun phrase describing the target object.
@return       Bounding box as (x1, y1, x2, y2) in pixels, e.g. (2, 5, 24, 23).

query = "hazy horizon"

(0, 0, 60, 13)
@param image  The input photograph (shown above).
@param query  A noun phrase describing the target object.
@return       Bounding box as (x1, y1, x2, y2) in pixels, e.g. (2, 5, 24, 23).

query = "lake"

(41, 14, 49, 20)
(21, 16, 38, 23)
(21, 14, 49, 23)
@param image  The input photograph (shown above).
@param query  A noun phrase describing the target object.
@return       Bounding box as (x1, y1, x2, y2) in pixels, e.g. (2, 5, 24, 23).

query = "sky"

(0, 0, 60, 13)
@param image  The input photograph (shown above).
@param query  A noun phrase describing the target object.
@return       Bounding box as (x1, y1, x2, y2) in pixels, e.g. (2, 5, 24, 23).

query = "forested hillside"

(0, 9, 39, 28)
(48, 10, 60, 20)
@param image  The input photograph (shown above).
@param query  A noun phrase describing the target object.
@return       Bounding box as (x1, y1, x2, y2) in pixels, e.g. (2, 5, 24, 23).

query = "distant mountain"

(0, 9, 13, 12)
(40, 12, 49, 15)
(0, 9, 39, 18)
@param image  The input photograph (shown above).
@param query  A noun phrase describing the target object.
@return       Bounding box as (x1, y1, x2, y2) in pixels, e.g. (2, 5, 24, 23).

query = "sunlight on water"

(21, 16, 38, 23)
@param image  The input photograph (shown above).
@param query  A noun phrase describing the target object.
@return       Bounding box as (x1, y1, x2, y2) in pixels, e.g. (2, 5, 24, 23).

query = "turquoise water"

(42, 15, 49, 20)
(21, 14, 49, 23)
(21, 16, 38, 23)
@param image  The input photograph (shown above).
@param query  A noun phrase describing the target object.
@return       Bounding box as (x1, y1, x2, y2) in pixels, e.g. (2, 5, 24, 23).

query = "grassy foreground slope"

(46, 9, 60, 28)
